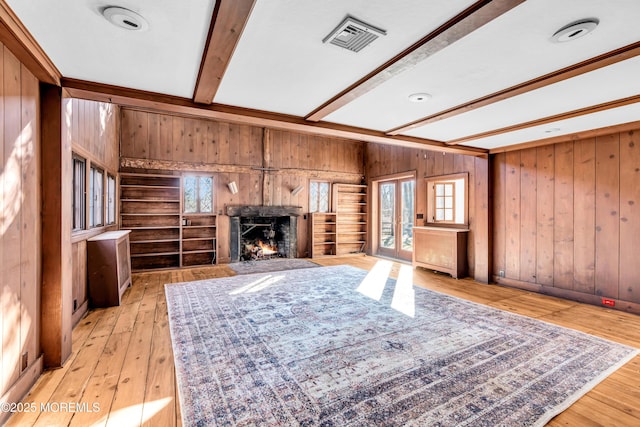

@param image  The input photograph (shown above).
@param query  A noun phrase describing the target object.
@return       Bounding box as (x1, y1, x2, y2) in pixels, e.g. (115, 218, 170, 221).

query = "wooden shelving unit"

(310, 212, 337, 257)
(121, 173, 181, 271)
(333, 184, 368, 256)
(182, 214, 216, 266)
(310, 183, 367, 258)
(120, 173, 217, 271)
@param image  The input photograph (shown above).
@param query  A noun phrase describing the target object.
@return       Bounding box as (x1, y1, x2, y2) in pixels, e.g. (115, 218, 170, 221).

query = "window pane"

(435, 184, 444, 196)
(94, 169, 103, 226)
(319, 182, 329, 212)
(199, 176, 213, 213)
(380, 183, 395, 249)
(445, 197, 453, 209)
(445, 184, 453, 196)
(445, 209, 453, 221)
(309, 182, 318, 213)
(184, 176, 197, 213)
(436, 210, 444, 221)
(107, 175, 116, 224)
(73, 158, 85, 231)
(89, 169, 95, 227)
(436, 197, 444, 208)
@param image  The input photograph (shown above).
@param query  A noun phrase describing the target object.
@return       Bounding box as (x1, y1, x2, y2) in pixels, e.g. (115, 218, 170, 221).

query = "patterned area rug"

(165, 265, 638, 426)
(228, 258, 319, 275)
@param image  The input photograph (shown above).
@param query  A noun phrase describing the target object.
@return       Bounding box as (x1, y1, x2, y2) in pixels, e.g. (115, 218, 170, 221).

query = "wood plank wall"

(119, 108, 365, 261)
(66, 98, 119, 323)
(492, 127, 640, 313)
(0, 44, 40, 400)
(365, 145, 490, 282)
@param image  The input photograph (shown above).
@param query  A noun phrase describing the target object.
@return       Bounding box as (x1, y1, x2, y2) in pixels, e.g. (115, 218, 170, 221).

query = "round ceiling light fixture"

(551, 18, 599, 43)
(408, 93, 432, 103)
(102, 6, 149, 31)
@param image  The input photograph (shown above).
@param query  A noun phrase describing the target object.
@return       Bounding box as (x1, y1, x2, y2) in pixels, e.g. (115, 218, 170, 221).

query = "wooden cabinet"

(87, 230, 132, 307)
(412, 226, 468, 278)
(120, 172, 218, 270)
(310, 183, 367, 258)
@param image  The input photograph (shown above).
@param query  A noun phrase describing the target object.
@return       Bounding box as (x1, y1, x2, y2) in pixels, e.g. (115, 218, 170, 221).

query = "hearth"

(227, 206, 301, 263)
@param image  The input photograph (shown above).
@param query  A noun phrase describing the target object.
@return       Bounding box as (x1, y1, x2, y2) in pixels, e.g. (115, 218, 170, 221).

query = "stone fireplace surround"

(226, 206, 301, 263)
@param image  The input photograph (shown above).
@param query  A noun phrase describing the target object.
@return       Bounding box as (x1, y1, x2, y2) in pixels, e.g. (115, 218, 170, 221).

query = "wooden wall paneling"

(218, 121, 230, 165)
(433, 151, 444, 176)
(41, 83, 73, 368)
(572, 138, 596, 293)
(20, 63, 39, 374)
(492, 152, 506, 277)
(237, 124, 251, 166)
(553, 141, 574, 289)
(504, 150, 520, 279)
(71, 98, 79, 145)
(425, 150, 435, 177)
(474, 157, 489, 283)
(72, 241, 87, 311)
(443, 151, 454, 174)
(594, 133, 620, 298)
(229, 122, 240, 166)
(119, 108, 135, 158)
(0, 43, 3, 396)
(249, 126, 262, 167)
(519, 148, 537, 283)
(158, 113, 173, 161)
(181, 118, 198, 164)
(147, 112, 161, 160)
(132, 109, 148, 159)
(171, 115, 185, 162)
(535, 144, 555, 286)
(464, 155, 476, 278)
(2, 46, 22, 391)
(619, 129, 640, 303)
(205, 119, 218, 164)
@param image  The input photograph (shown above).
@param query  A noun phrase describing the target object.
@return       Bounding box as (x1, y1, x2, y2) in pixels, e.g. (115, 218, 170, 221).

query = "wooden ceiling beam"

(192, 0, 256, 104)
(389, 40, 640, 135)
(62, 78, 487, 156)
(0, 0, 61, 85)
(447, 93, 640, 146)
(304, 0, 525, 122)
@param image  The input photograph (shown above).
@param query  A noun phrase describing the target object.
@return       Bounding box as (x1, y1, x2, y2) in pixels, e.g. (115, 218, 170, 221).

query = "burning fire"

(257, 240, 278, 256)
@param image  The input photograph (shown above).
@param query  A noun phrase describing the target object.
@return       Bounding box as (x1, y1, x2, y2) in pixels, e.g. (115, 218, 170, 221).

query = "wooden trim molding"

(389, 41, 640, 135)
(305, 0, 525, 122)
(193, 0, 256, 104)
(120, 157, 364, 181)
(0, 0, 60, 84)
(449, 93, 640, 145)
(62, 78, 488, 156)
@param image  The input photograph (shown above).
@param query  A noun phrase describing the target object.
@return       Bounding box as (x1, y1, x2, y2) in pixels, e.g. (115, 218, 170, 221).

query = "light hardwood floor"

(6, 256, 640, 426)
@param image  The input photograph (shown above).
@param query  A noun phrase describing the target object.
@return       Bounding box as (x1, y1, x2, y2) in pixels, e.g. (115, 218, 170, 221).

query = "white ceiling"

(6, 0, 640, 151)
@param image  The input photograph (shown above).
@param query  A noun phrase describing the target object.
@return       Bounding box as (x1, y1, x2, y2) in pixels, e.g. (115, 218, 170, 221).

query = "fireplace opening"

(240, 217, 290, 261)
(227, 206, 301, 263)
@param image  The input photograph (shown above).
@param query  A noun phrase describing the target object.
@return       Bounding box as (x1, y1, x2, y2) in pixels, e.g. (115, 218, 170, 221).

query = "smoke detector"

(551, 18, 599, 43)
(103, 6, 149, 31)
(323, 15, 386, 52)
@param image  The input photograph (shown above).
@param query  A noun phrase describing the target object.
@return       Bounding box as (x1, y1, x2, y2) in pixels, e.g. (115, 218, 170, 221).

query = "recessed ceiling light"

(545, 127, 562, 133)
(551, 18, 599, 43)
(103, 6, 149, 31)
(408, 93, 432, 103)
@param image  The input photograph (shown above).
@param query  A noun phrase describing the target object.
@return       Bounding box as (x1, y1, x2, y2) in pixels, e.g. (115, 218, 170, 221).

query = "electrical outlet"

(21, 352, 28, 371)
(602, 298, 615, 307)
(499, 270, 505, 277)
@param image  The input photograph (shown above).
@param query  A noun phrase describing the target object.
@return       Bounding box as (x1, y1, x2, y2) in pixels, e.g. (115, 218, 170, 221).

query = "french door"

(378, 177, 415, 260)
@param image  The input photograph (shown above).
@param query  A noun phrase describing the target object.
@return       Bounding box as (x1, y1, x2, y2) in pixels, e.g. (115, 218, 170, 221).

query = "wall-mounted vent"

(323, 15, 386, 52)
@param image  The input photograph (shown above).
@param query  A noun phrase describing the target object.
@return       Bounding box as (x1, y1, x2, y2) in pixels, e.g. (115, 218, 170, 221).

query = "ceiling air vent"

(323, 15, 386, 52)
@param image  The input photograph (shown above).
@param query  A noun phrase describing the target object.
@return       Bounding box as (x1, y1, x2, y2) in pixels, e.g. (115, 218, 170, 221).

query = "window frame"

(106, 174, 116, 225)
(89, 166, 104, 228)
(309, 180, 331, 213)
(72, 154, 86, 232)
(426, 172, 468, 227)
(183, 174, 214, 214)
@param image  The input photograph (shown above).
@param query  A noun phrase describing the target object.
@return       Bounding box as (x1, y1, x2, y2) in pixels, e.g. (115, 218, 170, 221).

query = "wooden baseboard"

(0, 355, 43, 425)
(492, 275, 640, 315)
(72, 300, 89, 327)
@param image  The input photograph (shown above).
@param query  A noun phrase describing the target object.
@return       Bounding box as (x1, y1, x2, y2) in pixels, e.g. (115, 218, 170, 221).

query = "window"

(184, 175, 213, 213)
(72, 155, 86, 231)
(426, 173, 468, 225)
(309, 181, 330, 213)
(107, 174, 116, 225)
(89, 166, 104, 227)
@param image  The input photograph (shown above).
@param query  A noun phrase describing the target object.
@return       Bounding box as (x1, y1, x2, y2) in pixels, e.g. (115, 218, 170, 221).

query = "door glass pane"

(380, 182, 395, 249)
(184, 176, 197, 213)
(199, 176, 213, 212)
(401, 180, 415, 251)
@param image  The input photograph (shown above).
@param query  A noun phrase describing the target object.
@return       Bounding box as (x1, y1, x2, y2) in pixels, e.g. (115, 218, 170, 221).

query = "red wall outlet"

(602, 298, 615, 307)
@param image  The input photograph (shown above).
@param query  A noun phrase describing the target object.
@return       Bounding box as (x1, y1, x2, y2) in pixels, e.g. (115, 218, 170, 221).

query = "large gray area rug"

(165, 265, 638, 426)
(228, 258, 320, 275)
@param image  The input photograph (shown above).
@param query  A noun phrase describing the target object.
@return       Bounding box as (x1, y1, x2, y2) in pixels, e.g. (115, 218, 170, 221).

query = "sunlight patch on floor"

(229, 274, 284, 295)
(98, 397, 172, 427)
(391, 264, 416, 317)
(356, 260, 392, 301)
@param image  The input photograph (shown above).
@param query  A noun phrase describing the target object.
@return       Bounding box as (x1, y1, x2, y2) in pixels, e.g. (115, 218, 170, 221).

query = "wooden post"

(40, 83, 72, 367)
(262, 128, 271, 206)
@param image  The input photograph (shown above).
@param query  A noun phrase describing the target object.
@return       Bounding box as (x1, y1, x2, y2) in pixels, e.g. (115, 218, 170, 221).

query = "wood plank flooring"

(6, 256, 640, 426)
